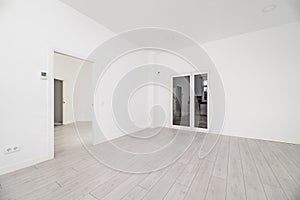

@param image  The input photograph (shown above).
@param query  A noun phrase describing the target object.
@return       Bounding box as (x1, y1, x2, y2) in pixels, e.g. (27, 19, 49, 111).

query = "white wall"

(0, 0, 113, 175)
(74, 60, 93, 122)
(150, 50, 217, 129)
(151, 22, 300, 144)
(93, 50, 157, 143)
(54, 53, 93, 124)
(202, 21, 300, 144)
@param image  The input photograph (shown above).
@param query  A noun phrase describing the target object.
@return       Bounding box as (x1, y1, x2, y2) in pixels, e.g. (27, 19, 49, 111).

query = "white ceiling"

(60, 0, 300, 43)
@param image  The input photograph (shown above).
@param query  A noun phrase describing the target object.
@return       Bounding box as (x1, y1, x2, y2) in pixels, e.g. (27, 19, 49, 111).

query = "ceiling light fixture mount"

(262, 4, 277, 12)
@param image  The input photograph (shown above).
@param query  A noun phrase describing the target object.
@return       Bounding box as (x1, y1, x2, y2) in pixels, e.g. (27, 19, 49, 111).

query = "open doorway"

(53, 51, 94, 155)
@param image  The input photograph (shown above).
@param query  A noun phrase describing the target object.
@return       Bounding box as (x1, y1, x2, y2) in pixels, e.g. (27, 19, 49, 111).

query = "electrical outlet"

(4, 146, 20, 155)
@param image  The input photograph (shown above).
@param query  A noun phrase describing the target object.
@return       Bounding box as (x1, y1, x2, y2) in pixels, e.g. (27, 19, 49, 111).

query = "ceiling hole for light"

(262, 4, 277, 13)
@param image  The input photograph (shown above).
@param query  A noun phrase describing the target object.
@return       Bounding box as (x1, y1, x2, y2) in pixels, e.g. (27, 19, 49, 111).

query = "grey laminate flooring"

(0, 123, 299, 200)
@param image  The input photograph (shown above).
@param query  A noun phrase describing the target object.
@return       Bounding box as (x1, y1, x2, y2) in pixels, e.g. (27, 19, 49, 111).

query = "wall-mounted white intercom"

(41, 71, 47, 80)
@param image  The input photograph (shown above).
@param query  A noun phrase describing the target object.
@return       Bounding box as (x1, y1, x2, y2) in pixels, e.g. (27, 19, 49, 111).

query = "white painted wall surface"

(93, 50, 156, 143)
(74, 61, 93, 122)
(150, 22, 300, 144)
(151, 21, 300, 144)
(150, 50, 214, 129)
(104, 24, 300, 145)
(0, 0, 113, 175)
(202, 22, 300, 144)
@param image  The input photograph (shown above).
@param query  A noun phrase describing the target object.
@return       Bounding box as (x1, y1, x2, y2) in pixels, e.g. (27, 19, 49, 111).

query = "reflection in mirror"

(172, 76, 190, 127)
(194, 74, 208, 128)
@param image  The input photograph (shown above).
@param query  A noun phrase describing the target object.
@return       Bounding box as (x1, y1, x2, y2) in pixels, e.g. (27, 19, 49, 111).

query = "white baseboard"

(211, 131, 300, 145)
(0, 155, 53, 176)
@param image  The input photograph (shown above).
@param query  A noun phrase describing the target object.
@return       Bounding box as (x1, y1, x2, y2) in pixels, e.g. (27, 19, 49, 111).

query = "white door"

(171, 73, 209, 130)
(193, 73, 208, 130)
(172, 75, 191, 127)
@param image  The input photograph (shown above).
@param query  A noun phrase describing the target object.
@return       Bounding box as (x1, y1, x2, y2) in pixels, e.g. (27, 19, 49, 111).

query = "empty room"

(0, 0, 300, 200)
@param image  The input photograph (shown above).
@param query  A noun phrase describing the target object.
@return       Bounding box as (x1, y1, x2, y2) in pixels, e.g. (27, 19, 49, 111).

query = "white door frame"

(170, 72, 209, 132)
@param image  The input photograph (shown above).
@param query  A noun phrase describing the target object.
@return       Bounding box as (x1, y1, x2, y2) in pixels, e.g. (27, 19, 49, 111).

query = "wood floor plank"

(121, 185, 148, 200)
(275, 142, 300, 168)
(212, 136, 230, 179)
(204, 136, 229, 200)
(1, 166, 78, 199)
(41, 164, 117, 200)
(142, 162, 185, 200)
(226, 137, 246, 200)
(239, 138, 267, 200)
(185, 134, 222, 200)
(266, 141, 300, 187)
(164, 182, 189, 200)
(19, 182, 61, 200)
(163, 134, 204, 200)
(141, 133, 202, 200)
(247, 139, 287, 200)
(256, 140, 300, 200)
(120, 134, 202, 200)
(79, 194, 98, 200)
(138, 168, 169, 191)
(100, 174, 147, 200)
(89, 171, 130, 199)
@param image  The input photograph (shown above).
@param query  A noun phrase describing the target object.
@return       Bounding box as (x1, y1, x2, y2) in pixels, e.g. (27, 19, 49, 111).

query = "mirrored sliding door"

(172, 75, 190, 127)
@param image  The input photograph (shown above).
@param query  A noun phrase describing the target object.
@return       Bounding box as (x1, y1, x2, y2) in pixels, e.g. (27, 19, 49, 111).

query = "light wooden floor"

(1, 123, 300, 200)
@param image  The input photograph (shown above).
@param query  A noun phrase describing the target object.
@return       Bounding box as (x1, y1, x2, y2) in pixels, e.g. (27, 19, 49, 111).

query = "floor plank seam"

(55, 181, 62, 188)
(89, 192, 100, 200)
(137, 183, 149, 191)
